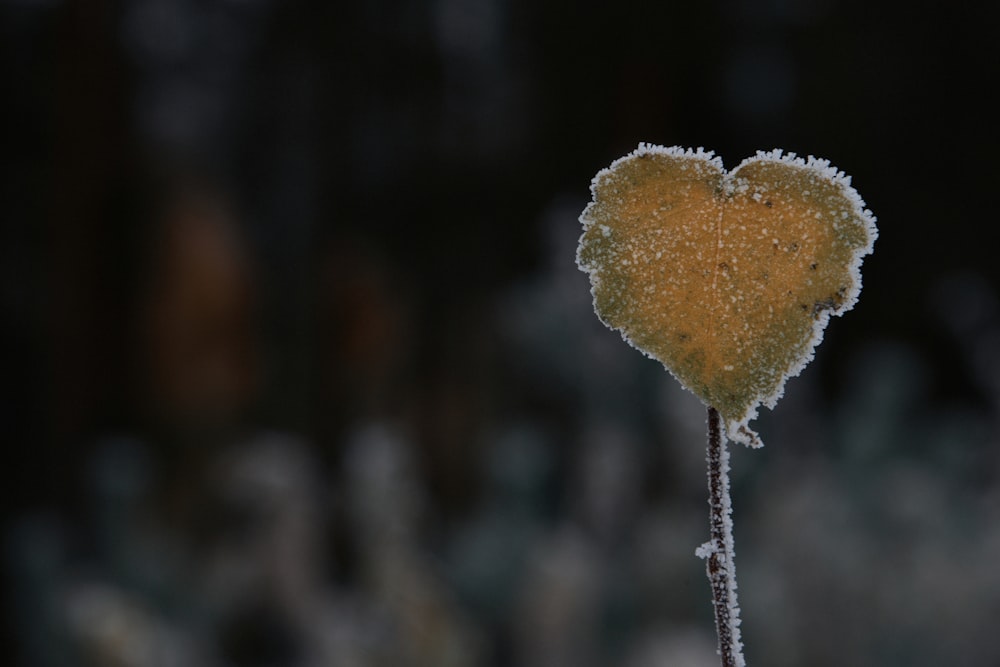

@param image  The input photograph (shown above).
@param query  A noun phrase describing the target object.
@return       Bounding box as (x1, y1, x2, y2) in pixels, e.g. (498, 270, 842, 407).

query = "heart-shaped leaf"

(577, 144, 877, 446)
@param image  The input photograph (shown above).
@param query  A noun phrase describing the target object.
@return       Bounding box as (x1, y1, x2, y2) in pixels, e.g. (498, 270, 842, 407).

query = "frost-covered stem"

(704, 406, 746, 667)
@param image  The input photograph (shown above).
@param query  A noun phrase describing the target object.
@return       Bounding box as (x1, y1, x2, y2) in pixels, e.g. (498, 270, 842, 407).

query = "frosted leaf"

(577, 144, 877, 446)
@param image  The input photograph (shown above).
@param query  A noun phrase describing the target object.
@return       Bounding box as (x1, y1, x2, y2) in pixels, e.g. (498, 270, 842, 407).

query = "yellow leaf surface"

(577, 144, 877, 446)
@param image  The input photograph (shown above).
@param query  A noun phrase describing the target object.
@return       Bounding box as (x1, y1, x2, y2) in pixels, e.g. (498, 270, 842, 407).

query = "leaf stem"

(704, 406, 746, 667)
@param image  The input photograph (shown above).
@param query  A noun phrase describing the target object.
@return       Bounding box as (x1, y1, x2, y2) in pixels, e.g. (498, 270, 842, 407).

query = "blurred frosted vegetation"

(2, 1, 999, 666)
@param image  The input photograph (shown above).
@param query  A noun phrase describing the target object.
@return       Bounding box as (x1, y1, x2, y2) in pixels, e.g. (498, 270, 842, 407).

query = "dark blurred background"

(3, 0, 1000, 665)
